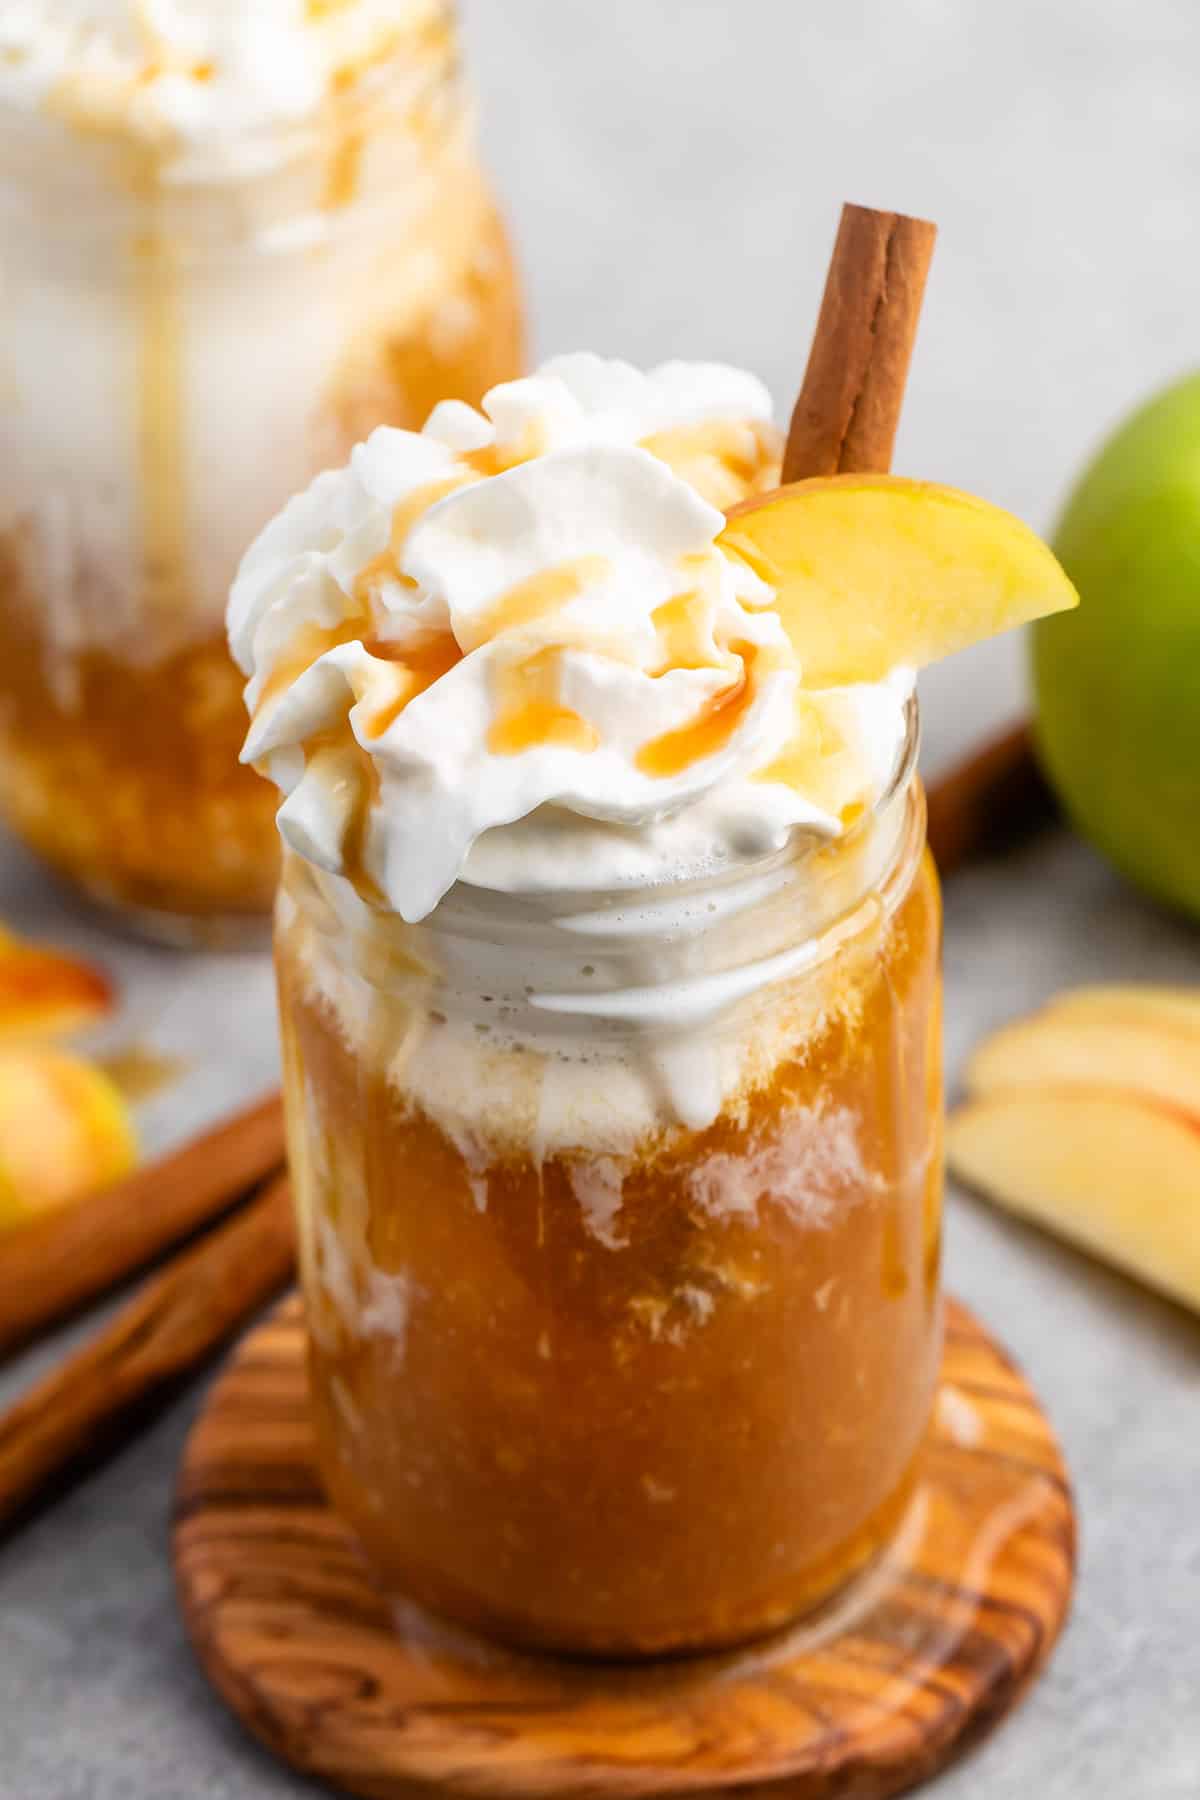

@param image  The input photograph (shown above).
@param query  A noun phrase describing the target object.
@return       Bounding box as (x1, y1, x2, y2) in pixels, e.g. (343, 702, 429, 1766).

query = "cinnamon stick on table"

(0, 1172, 294, 1534)
(925, 721, 1056, 877)
(783, 204, 936, 482)
(0, 1090, 285, 1359)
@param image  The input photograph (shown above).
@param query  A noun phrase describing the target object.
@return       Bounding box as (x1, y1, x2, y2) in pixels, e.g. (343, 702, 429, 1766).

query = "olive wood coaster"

(174, 1294, 1074, 1800)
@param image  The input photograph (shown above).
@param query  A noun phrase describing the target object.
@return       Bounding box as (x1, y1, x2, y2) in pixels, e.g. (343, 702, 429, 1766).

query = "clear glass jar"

(0, 6, 522, 943)
(274, 721, 944, 1657)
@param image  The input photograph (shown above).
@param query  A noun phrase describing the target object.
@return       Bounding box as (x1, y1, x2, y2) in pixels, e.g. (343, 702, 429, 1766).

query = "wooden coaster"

(174, 1296, 1074, 1800)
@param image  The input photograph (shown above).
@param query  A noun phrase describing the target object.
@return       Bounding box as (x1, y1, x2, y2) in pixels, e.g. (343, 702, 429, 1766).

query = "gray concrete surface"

(2, 0, 1200, 1793)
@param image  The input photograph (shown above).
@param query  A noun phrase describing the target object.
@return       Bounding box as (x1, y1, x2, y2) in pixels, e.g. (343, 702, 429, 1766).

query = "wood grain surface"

(174, 1295, 1074, 1800)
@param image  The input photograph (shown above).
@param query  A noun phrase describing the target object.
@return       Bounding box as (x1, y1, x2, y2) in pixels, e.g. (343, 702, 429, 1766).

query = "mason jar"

(274, 713, 943, 1657)
(0, 4, 522, 942)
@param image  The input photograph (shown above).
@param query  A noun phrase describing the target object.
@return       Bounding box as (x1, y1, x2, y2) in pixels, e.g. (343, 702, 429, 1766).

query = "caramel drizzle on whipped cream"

(253, 418, 785, 899)
(637, 640, 787, 779)
(261, 421, 776, 751)
(638, 420, 779, 511)
(33, 0, 451, 217)
(488, 647, 602, 758)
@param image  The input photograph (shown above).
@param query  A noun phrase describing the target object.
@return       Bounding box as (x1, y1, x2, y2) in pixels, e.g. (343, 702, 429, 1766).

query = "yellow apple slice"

(0, 1048, 138, 1231)
(0, 925, 114, 1044)
(964, 1011, 1200, 1119)
(1044, 984, 1200, 1038)
(947, 1089, 1200, 1314)
(720, 475, 1078, 685)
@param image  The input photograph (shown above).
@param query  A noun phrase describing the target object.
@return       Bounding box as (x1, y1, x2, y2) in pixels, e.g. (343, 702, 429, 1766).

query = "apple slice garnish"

(0, 1048, 138, 1232)
(0, 926, 114, 1044)
(720, 475, 1078, 685)
(947, 1089, 1200, 1314)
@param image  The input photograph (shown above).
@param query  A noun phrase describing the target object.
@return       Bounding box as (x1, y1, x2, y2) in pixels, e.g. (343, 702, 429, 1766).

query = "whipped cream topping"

(230, 355, 914, 923)
(0, 0, 438, 173)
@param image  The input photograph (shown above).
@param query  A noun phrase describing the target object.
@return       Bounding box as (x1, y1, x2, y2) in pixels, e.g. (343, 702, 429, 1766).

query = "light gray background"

(2, 2, 1199, 1795)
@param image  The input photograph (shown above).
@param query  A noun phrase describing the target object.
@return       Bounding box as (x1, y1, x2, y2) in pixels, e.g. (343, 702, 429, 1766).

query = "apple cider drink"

(0, 0, 521, 940)
(276, 778, 941, 1654)
(233, 356, 1076, 1654)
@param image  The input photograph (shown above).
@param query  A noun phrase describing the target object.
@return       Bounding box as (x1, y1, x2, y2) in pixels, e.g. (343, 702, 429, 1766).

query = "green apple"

(1033, 373, 1200, 920)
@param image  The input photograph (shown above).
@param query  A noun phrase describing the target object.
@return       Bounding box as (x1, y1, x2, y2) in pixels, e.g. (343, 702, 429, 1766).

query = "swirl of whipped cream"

(229, 355, 912, 922)
(0, 0, 438, 174)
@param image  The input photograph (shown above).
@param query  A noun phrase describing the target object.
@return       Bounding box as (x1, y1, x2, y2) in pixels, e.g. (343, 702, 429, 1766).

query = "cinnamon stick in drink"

(0, 1172, 294, 1534)
(0, 1090, 285, 1358)
(782, 204, 936, 482)
(780, 210, 1053, 862)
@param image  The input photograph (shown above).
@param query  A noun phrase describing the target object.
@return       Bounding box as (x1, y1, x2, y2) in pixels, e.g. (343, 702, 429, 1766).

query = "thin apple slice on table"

(950, 988, 1200, 1312)
(964, 1009, 1200, 1120)
(0, 1047, 138, 1232)
(1044, 984, 1200, 1038)
(947, 1089, 1200, 1314)
(0, 925, 114, 1043)
(720, 476, 1078, 685)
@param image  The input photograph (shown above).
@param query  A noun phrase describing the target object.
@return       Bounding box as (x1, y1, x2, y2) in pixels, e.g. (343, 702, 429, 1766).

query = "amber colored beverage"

(0, 10, 522, 941)
(274, 749, 943, 1656)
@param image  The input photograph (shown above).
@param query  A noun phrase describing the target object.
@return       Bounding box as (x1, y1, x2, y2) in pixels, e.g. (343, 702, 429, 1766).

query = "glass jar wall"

(274, 741, 943, 1658)
(0, 4, 522, 941)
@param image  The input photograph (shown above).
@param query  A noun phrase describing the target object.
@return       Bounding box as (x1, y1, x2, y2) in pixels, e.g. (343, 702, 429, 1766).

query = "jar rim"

(278, 733, 928, 1138)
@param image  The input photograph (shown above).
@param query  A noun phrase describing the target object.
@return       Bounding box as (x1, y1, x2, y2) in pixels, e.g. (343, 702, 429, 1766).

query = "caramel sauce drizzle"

(246, 453, 480, 951)
(463, 417, 551, 478)
(313, 4, 416, 210)
(341, 753, 381, 900)
(256, 474, 480, 777)
(391, 473, 480, 550)
(639, 420, 763, 479)
(136, 215, 187, 633)
(299, 735, 383, 903)
(461, 556, 609, 654)
(647, 553, 731, 676)
(343, 471, 493, 737)
(352, 551, 403, 606)
(352, 473, 479, 613)
(639, 421, 782, 509)
(358, 631, 461, 738)
(637, 642, 776, 780)
(323, 125, 364, 210)
(262, 421, 806, 876)
(488, 648, 600, 758)
(254, 616, 369, 719)
(359, 556, 614, 751)
(47, 66, 189, 641)
(109, 122, 190, 641)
